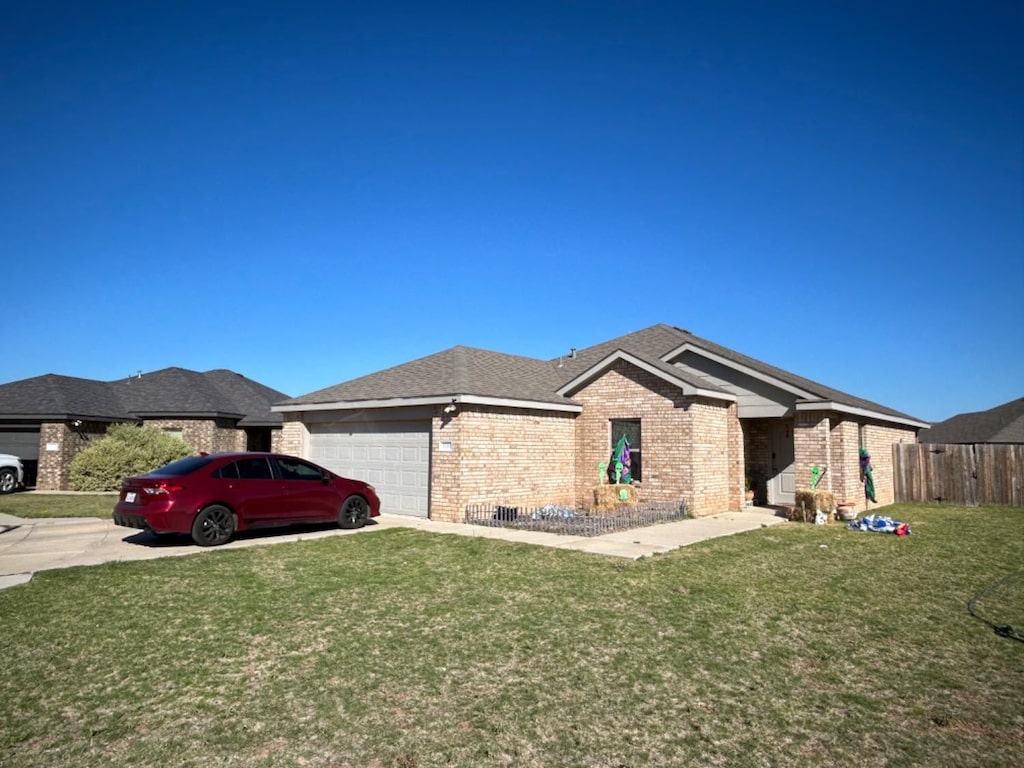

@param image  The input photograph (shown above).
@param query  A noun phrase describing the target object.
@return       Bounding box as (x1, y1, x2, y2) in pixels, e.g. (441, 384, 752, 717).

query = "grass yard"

(1, 504, 1021, 767)
(0, 492, 115, 519)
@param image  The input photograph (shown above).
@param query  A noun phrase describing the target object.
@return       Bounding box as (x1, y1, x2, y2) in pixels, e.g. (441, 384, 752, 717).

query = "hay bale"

(791, 488, 837, 523)
(593, 483, 638, 511)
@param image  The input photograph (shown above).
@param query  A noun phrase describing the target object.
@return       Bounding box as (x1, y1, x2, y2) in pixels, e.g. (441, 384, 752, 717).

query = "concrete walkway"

(0, 508, 786, 590)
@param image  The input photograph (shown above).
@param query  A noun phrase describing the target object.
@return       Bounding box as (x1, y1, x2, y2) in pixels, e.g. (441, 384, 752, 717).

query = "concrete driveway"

(0, 509, 786, 590)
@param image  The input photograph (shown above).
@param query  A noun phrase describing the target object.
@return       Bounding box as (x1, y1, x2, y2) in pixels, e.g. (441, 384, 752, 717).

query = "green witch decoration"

(608, 434, 632, 484)
(859, 448, 876, 503)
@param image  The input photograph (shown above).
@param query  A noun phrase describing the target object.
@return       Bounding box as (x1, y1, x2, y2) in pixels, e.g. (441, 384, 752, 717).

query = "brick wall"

(34, 418, 267, 490)
(570, 361, 738, 517)
(35, 421, 106, 491)
(429, 405, 576, 523)
(861, 421, 917, 508)
(277, 417, 304, 454)
(141, 418, 246, 454)
(829, 419, 862, 506)
(430, 408, 462, 523)
(794, 410, 831, 494)
(795, 412, 918, 511)
(691, 398, 741, 513)
(727, 402, 743, 507)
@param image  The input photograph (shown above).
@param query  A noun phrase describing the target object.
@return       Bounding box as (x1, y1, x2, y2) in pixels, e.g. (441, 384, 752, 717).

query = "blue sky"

(2, 1, 1021, 423)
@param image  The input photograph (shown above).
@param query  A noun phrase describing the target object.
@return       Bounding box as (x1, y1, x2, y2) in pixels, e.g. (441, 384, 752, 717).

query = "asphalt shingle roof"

(919, 398, 1024, 444)
(0, 375, 125, 420)
(281, 323, 924, 425)
(111, 368, 244, 418)
(0, 368, 289, 425)
(280, 346, 570, 406)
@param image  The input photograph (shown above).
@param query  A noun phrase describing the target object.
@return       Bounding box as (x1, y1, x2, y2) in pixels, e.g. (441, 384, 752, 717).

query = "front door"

(770, 421, 796, 505)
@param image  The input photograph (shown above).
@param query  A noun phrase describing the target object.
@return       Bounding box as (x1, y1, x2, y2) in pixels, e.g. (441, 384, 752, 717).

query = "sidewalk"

(0, 508, 786, 590)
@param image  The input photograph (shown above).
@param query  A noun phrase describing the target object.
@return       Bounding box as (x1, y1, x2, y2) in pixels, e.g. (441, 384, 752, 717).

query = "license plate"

(125, 492, 136, 503)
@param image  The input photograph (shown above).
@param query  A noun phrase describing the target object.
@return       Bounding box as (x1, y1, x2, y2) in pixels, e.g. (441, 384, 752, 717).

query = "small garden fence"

(464, 501, 688, 537)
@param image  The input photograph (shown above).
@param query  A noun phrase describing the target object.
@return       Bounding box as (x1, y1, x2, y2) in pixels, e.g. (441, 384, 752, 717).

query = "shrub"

(69, 424, 195, 491)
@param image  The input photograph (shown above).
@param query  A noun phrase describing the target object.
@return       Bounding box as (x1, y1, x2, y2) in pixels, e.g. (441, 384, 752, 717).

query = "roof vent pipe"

(570, 347, 577, 359)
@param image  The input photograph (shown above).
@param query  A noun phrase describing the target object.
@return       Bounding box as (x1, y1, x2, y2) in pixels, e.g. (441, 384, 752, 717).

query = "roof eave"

(0, 413, 129, 422)
(795, 400, 930, 430)
(273, 394, 582, 414)
(129, 411, 246, 421)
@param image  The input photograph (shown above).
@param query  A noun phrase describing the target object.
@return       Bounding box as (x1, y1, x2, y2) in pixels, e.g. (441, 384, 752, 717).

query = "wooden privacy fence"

(893, 443, 1024, 507)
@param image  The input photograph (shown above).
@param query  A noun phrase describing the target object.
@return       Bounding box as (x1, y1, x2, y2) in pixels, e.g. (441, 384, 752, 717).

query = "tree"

(68, 424, 195, 491)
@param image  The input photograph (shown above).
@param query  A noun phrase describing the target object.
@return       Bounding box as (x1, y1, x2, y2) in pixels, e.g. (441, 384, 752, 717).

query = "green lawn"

(1, 504, 1021, 767)
(0, 492, 115, 519)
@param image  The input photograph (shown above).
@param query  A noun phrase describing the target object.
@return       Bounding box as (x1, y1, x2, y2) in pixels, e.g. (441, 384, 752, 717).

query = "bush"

(69, 424, 195, 491)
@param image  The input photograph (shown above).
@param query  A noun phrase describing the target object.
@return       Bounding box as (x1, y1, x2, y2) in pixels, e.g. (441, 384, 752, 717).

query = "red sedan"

(113, 453, 380, 546)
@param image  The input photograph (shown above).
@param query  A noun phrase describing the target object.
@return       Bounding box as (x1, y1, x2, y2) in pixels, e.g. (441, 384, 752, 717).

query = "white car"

(0, 454, 25, 494)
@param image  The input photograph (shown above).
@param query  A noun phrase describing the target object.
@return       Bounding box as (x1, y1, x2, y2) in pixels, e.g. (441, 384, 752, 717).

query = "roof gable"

(556, 349, 735, 402)
(659, 329, 921, 422)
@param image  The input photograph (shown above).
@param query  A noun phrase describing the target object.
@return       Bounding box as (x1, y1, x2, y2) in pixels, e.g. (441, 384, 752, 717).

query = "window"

(235, 457, 273, 480)
(609, 419, 642, 482)
(214, 462, 239, 480)
(274, 457, 324, 481)
(162, 428, 184, 441)
(151, 455, 215, 476)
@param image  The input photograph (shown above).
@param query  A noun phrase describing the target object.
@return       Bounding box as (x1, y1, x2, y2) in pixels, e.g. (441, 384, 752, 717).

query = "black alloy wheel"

(191, 505, 236, 546)
(339, 495, 369, 529)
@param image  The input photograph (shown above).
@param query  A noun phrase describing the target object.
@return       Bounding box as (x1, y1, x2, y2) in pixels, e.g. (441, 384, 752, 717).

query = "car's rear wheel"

(191, 505, 235, 546)
(0, 468, 16, 494)
(339, 495, 370, 529)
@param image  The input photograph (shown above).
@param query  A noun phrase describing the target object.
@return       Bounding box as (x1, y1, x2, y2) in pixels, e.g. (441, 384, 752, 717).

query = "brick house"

(0, 368, 289, 490)
(274, 324, 928, 522)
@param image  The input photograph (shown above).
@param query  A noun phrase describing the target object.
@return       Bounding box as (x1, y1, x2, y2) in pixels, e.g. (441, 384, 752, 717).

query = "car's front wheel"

(0, 468, 16, 494)
(191, 505, 236, 546)
(339, 495, 370, 529)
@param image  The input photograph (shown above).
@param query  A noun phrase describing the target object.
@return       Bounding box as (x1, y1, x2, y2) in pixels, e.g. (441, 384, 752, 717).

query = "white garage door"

(309, 422, 431, 518)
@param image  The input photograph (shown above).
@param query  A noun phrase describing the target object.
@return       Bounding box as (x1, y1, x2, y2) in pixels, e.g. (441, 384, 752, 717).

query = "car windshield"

(149, 455, 215, 476)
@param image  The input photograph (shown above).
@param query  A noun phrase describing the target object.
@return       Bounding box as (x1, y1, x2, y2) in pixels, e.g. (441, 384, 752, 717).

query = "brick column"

(794, 411, 830, 493)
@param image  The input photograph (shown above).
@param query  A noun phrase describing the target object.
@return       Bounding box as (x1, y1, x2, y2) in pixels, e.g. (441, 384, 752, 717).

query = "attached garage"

(309, 421, 431, 517)
(0, 428, 40, 486)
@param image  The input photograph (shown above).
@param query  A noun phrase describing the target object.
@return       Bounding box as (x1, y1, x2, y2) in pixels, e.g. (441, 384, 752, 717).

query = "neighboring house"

(273, 324, 928, 522)
(919, 397, 1024, 444)
(0, 368, 289, 490)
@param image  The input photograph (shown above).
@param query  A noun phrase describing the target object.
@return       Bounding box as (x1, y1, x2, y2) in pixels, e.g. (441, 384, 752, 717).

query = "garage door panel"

(309, 422, 430, 518)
